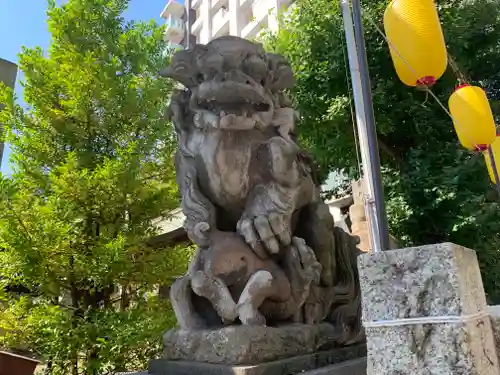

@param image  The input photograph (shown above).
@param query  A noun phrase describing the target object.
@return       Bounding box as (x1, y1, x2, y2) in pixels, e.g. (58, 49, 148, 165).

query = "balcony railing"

(160, 0, 185, 19)
(166, 16, 184, 30)
(164, 15, 185, 44)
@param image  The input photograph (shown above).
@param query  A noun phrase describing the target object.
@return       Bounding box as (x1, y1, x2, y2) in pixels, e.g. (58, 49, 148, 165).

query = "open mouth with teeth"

(199, 101, 270, 117)
(196, 81, 272, 117)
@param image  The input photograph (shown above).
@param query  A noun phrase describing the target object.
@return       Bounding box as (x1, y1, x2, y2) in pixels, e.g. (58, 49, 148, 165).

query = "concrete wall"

(0, 58, 18, 166)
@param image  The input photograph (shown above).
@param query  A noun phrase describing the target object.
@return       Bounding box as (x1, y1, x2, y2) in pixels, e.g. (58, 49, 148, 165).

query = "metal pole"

(186, 0, 192, 48)
(487, 146, 500, 196)
(340, 0, 381, 253)
(347, 0, 391, 251)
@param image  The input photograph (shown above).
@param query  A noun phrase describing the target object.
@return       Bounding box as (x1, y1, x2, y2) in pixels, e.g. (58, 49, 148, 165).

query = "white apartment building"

(189, 0, 293, 43)
(160, 0, 294, 49)
(160, 0, 187, 53)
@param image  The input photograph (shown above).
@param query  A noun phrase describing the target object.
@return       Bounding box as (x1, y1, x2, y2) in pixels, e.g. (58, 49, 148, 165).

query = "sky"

(0, 0, 169, 175)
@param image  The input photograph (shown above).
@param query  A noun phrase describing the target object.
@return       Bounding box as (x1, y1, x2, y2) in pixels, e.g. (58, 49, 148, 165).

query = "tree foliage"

(263, 0, 500, 301)
(0, 0, 189, 373)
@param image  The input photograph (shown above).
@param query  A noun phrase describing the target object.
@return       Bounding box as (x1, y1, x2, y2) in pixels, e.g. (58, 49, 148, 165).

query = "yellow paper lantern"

(384, 0, 448, 88)
(483, 136, 500, 184)
(448, 84, 496, 151)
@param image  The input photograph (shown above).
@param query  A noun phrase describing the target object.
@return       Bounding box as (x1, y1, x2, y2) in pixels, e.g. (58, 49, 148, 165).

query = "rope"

(363, 310, 490, 328)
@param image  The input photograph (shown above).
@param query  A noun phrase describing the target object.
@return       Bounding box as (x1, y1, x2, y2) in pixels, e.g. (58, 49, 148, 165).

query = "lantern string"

(363, 10, 484, 152)
(339, 12, 363, 179)
(421, 91, 430, 107)
(448, 53, 470, 85)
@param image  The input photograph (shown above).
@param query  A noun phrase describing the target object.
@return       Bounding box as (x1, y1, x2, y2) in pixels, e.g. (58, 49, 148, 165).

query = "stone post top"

(357, 242, 487, 323)
(359, 242, 471, 257)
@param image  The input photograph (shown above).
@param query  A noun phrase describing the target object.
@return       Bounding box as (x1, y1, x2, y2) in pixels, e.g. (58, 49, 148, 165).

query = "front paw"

(236, 213, 292, 258)
(220, 304, 238, 324)
(237, 302, 266, 326)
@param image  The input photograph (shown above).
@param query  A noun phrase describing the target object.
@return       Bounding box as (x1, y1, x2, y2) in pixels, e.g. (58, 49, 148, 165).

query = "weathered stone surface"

(358, 242, 487, 322)
(161, 35, 362, 344)
(358, 243, 500, 375)
(490, 305, 500, 355)
(149, 345, 366, 375)
(365, 320, 497, 375)
(163, 323, 343, 365)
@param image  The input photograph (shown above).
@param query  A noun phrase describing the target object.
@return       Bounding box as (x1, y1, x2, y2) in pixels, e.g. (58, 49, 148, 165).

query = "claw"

(269, 212, 291, 246)
(292, 237, 313, 265)
(237, 218, 268, 258)
(254, 215, 280, 254)
(291, 237, 322, 285)
(237, 213, 292, 258)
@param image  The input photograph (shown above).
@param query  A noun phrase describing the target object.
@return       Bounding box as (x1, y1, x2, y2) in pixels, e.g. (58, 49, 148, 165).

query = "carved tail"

(174, 151, 216, 247)
(326, 226, 364, 345)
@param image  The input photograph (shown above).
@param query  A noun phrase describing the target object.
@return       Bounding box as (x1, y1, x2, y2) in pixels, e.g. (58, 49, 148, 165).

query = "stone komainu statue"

(161, 36, 364, 345)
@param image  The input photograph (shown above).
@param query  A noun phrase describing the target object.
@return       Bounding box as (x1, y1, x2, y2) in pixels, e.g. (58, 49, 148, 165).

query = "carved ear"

(167, 90, 191, 129)
(160, 50, 199, 88)
(266, 53, 295, 91)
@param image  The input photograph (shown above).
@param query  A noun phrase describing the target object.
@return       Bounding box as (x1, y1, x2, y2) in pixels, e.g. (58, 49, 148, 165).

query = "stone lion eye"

(196, 73, 204, 84)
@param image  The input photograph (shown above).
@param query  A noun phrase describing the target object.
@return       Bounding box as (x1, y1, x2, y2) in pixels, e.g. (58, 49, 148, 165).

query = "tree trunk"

(120, 283, 130, 311)
(159, 284, 171, 299)
(69, 256, 79, 375)
(43, 359, 53, 375)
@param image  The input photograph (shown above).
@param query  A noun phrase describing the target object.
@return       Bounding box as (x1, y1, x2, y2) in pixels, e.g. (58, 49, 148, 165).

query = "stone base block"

(162, 323, 348, 365)
(149, 346, 366, 375)
(490, 305, 500, 352)
(302, 357, 366, 375)
(358, 243, 500, 375)
(365, 318, 497, 374)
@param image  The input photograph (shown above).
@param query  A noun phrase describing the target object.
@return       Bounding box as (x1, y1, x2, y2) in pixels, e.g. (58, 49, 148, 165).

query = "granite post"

(358, 242, 499, 375)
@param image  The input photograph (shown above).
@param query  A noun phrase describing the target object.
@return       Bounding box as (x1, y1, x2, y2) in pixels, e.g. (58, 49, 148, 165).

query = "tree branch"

(377, 136, 401, 166)
(448, 53, 471, 84)
(6, 202, 34, 243)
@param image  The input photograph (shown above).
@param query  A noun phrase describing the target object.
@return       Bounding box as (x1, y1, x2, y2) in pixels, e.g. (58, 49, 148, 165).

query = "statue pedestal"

(358, 243, 500, 375)
(148, 324, 366, 375)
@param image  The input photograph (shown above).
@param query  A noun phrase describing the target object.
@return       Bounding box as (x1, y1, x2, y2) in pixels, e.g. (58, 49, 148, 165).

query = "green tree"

(263, 0, 500, 301)
(0, 0, 190, 373)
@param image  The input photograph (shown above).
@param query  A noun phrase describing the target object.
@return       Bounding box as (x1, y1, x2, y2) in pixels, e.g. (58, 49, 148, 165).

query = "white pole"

(340, 0, 383, 253)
